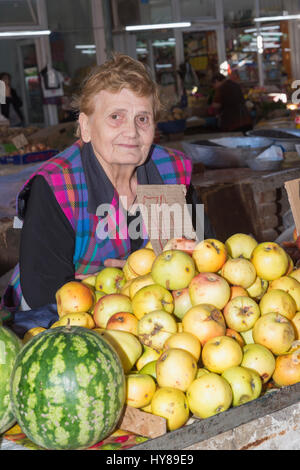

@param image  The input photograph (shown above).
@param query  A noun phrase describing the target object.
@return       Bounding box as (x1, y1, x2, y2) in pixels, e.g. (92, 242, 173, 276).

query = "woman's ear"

(78, 113, 91, 143)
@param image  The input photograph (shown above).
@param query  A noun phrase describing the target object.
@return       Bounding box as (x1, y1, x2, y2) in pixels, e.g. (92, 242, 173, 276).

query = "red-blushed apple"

(151, 249, 195, 290)
(93, 293, 133, 328)
(221, 258, 257, 289)
(126, 374, 156, 408)
(172, 287, 192, 320)
(182, 304, 226, 346)
(131, 284, 174, 320)
(137, 309, 177, 351)
(192, 238, 227, 273)
(202, 335, 243, 374)
(186, 373, 232, 419)
(223, 296, 260, 332)
(246, 277, 268, 300)
(156, 348, 197, 392)
(226, 328, 245, 348)
(268, 276, 300, 311)
(222, 366, 262, 406)
(252, 312, 295, 355)
(272, 346, 300, 386)
(95, 267, 125, 294)
(127, 248, 156, 276)
(151, 387, 190, 431)
(56, 281, 95, 317)
(241, 343, 276, 383)
(164, 332, 201, 362)
(106, 312, 138, 335)
(163, 238, 197, 255)
(259, 289, 297, 320)
(230, 286, 249, 300)
(189, 273, 230, 310)
(225, 233, 258, 259)
(251, 242, 289, 281)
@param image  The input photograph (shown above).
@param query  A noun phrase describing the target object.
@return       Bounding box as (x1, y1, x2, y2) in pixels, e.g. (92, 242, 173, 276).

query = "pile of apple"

(24, 234, 300, 432)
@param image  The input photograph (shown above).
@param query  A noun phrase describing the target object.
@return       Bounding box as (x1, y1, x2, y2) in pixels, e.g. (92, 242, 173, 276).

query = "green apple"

(139, 360, 157, 380)
(241, 343, 276, 384)
(151, 249, 196, 290)
(95, 267, 126, 294)
(225, 233, 258, 259)
(240, 328, 254, 344)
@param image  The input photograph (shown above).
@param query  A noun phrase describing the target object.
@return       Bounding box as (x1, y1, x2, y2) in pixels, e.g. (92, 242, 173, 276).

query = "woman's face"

(79, 88, 155, 168)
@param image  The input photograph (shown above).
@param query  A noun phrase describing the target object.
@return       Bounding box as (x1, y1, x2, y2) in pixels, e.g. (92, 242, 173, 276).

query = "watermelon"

(0, 326, 22, 434)
(10, 326, 125, 450)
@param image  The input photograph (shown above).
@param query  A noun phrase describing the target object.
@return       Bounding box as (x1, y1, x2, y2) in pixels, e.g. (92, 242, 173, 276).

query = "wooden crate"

(192, 166, 300, 243)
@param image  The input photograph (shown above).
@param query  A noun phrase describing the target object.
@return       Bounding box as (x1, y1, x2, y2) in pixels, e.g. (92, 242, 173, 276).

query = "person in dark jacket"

(0, 72, 24, 127)
(209, 73, 253, 133)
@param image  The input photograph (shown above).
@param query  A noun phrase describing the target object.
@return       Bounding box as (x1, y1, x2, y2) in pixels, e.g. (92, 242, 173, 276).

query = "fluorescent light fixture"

(0, 30, 51, 37)
(254, 14, 300, 22)
(155, 63, 173, 68)
(75, 44, 96, 49)
(136, 47, 148, 53)
(244, 25, 280, 32)
(81, 50, 96, 55)
(125, 22, 191, 31)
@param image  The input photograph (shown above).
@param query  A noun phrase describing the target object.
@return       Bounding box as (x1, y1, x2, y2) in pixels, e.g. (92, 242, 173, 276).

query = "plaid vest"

(2, 141, 192, 313)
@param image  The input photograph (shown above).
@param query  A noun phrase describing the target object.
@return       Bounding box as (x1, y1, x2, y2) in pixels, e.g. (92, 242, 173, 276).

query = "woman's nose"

(123, 118, 138, 136)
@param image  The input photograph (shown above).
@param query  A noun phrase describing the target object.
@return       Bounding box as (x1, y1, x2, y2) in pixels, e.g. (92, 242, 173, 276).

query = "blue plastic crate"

(0, 149, 58, 165)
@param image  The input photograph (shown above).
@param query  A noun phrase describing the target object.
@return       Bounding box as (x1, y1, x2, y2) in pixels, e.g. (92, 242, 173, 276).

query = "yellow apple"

(151, 387, 190, 431)
(251, 242, 289, 281)
(189, 273, 230, 310)
(151, 250, 196, 290)
(55, 281, 95, 318)
(156, 348, 197, 392)
(225, 233, 258, 259)
(202, 336, 243, 374)
(259, 289, 297, 320)
(132, 284, 174, 320)
(253, 312, 295, 355)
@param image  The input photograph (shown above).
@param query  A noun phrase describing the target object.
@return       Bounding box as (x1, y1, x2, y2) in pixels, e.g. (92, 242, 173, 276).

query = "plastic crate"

(0, 149, 58, 165)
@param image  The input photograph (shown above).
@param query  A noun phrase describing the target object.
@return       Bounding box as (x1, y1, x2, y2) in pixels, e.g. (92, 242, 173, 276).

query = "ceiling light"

(125, 22, 191, 31)
(254, 14, 300, 22)
(0, 30, 51, 37)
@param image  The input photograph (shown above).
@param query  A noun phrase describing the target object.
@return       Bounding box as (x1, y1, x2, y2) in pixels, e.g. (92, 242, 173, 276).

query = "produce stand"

(192, 165, 300, 243)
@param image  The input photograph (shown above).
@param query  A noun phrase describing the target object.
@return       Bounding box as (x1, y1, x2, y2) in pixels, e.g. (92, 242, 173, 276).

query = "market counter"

(192, 165, 300, 243)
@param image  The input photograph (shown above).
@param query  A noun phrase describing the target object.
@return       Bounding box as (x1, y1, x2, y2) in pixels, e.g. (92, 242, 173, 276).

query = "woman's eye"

(137, 115, 150, 125)
(111, 114, 120, 120)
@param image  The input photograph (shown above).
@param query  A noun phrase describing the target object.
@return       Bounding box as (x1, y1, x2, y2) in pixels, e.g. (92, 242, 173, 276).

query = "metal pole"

(91, 0, 108, 65)
(255, 0, 264, 87)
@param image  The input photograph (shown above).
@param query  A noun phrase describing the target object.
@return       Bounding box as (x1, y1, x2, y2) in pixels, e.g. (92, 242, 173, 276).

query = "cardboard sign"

(284, 178, 300, 235)
(11, 133, 28, 150)
(136, 184, 196, 255)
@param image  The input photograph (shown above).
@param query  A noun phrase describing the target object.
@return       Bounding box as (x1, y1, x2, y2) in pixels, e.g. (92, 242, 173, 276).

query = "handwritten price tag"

(11, 133, 28, 150)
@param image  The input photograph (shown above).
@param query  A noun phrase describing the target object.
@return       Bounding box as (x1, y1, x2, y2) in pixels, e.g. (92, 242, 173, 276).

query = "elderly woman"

(2, 54, 213, 314)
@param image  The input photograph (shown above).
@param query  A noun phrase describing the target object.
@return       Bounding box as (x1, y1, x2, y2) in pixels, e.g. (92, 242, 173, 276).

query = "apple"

(82, 274, 97, 288)
(196, 368, 210, 379)
(93, 293, 133, 328)
(23, 327, 46, 344)
(272, 347, 300, 386)
(241, 343, 276, 383)
(164, 332, 201, 362)
(189, 273, 230, 310)
(251, 242, 289, 281)
(93, 328, 142, 373)
(51, 312, 95, 329)
(225, 233, 258, 259)
(252, 312, 295, 355)
(95, 267, 126, 294)
(240, 328, 254, 345)
(120, 280, 132, 297)
(156, 348, 197, 392)
(106, 312, 138, 335)
(172, 288, 193, 320)
(126, 374, 156, 408)
(136, 345, 162, 371)
(221, 258, 256, 289)
(192, 238, 227, 273)
(286, 255, 294, 275)
(163, 237, 197, 255)
(230, 286, 249, 300)
(268, 276, 300, 311)
(202, 335, 243, 374)
(131, 284, 174, 320)
(56, 281, 95, 317)
(182, 304, 226, 346)
(290, 269, 300, 283)
(129, 274, 155, 299)
(137, 309, 178, 351)
(151, 387, 190, 431)
(223, 296, 260, 332)
(151, 250, 195, 290)
(291, 312, 300, 339)
(226, 329, 245, 348)
(222, 366, 262, 407)
(246, 277, 268, 300)
(123, 259, 139, 281)
(127, 248, 156, 276)
(186, 373, 232, 419)
(259, 289, 297, 320)
(139, 360, 157, 380)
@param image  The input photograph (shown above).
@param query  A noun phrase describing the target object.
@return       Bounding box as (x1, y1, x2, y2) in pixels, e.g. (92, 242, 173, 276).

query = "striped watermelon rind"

(10, 326, 125, 450)
(0, 326, 22, 434)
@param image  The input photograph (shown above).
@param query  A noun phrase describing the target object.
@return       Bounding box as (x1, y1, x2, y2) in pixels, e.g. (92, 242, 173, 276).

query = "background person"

(0, 72, 24, 127)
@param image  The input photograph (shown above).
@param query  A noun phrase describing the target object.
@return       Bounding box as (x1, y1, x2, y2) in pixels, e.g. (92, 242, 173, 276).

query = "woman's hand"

(104, 258, 126, 268)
